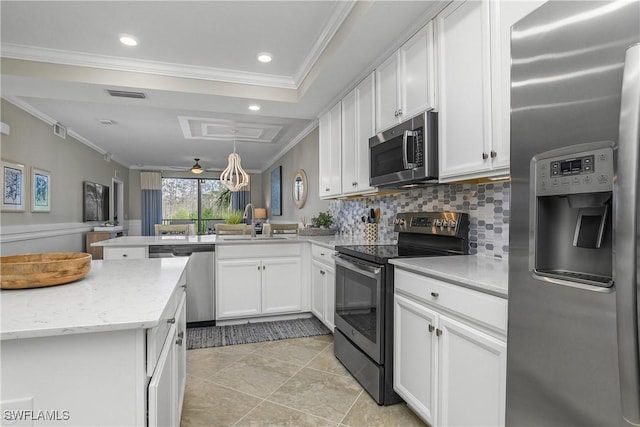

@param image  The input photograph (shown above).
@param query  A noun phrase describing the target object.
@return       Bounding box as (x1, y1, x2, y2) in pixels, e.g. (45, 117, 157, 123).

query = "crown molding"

(2, 96, 130, 167)
(292, 0, 357, 85)
(1, 43, 297, 89)
(261, 120, 319, 174)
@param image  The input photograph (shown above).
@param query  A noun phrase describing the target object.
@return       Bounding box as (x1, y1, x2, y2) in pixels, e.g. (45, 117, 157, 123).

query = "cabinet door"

(343, 73, 376, 196)
(394, 294, 438, 425)
(437, 0, 493, 181)
(148, 324, 177, 427)
(324, 264, 336, 332)
(375, 52, 401, 133)
(216, 259, 262, 319)
(311, 260, 326, 321)
(437, 315, 507, 427)
(103, 246, 147, 260)
(261, 257, 302, 314)
(319, 103, 342, 199)
(490, 0, 547, 171)
(400, 22, 435, 119)
(341, 88, 358, 194)
(174, 292, 187, 421)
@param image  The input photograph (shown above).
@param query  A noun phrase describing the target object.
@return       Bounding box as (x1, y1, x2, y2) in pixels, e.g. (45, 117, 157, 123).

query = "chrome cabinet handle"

(428, 324, 435, 333)
(490, 150, 497, 158)
(257, 265, 261, 270)
(436, 329, 443, 337)
(180, 284, 187, 289)
(167, 318, 176, 324)
(177, 331, 184, 339)
(431, 292, 439, 298)
(398, 108, 403, 116)
(122, 254, 128, 258)
(320, 270, 326, 275)
(482, 152, 489, 160)
(325, 188, 330, 192)
(394, 110, 398, 117)
(176, 338, 183, 346)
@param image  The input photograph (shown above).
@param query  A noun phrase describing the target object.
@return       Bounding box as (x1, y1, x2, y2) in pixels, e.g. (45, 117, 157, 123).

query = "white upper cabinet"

(342, 72, 376, 196)
(437, 0, 546, 182)
(376, 22, 435, 133)
(319, 102, 342, 199)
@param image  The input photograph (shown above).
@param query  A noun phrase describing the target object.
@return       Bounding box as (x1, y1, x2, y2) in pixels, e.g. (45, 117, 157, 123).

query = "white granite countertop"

(92, 234, 396, 250)
(390, 255, 508, 298)
(0, 258, 188, 340)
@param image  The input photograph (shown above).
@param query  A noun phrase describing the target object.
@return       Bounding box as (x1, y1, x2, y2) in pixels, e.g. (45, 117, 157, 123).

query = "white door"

(437, 315, 507, 427)
(375, 52, 400, 132)
(311, 260, 326, 321)
(394, 294, 438, 425)
(341, 87, 358, 194)
(216, 259, 262, 319)
(324, 264, 336, 332)
(400, 22, 435, 119)
(261, 257, 302, 314)
(327, 103, 343, 198)
(437, 0, 493, 181)
(148, 324, 176, 427)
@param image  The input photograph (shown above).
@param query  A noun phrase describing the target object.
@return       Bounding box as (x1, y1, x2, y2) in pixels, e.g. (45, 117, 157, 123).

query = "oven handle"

(403, 130, 417, 170)
(333, 254, 381, 279)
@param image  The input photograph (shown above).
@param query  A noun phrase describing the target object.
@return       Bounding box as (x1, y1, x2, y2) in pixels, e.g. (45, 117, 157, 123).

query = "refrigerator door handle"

(615, 42, 640, 427)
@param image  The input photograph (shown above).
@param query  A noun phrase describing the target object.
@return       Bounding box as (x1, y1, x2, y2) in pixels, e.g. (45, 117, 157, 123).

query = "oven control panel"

(394, 212, 469, 238)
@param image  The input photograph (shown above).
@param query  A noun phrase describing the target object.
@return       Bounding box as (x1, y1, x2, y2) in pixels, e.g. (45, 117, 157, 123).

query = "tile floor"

(181, 334, 427, 427)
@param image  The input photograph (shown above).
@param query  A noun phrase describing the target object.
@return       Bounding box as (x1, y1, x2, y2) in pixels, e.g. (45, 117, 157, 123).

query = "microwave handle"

(403, 130, 417, 169)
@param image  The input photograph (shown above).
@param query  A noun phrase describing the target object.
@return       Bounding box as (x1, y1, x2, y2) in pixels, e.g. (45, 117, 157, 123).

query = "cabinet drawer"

(217, 243, 301, 259)
(147, 288, 183, 377)
(104, 246, 147, 259)
(311, 245, 336, 265)
(395, 269, 507, 334)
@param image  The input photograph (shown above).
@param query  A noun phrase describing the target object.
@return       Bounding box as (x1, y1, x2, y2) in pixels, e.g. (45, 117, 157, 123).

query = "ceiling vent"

(53, 122, 67, 139)
(107, 89, 146, 99)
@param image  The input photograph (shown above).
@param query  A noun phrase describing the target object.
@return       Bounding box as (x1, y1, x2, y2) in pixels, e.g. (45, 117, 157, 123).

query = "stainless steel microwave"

(369, 111, 438, 188)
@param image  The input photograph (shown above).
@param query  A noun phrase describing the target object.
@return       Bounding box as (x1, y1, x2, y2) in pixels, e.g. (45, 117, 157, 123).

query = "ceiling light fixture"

(190, 158, 204, 174)
(220, 131, 250, 192)
(257, 52, 272, 63)
(119, 35, 138, 47)
(248, 104, 261, 111)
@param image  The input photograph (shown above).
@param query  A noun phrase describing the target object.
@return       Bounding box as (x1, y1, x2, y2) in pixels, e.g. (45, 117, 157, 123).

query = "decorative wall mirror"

(292, 169, 308, 209)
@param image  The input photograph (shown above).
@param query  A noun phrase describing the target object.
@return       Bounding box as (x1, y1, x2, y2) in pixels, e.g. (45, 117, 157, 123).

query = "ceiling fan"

(169, 158, 217, 174)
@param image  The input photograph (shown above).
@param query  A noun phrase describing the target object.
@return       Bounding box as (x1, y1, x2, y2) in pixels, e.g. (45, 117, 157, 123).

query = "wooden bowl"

(1, 252, 92, 290)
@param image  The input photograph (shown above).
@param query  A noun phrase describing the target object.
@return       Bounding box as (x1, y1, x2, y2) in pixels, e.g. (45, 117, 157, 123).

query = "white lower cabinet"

(310, 245, 336, 331)
(103, 245, 147, 259)
(216, 244, 303, 320)
(0, 277, 187, 427)
(394, 269, 507, 427)
(148, 290, 187, 427)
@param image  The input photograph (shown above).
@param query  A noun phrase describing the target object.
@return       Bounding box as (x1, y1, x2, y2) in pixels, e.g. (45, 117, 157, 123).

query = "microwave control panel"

(533, 146, 613, 196)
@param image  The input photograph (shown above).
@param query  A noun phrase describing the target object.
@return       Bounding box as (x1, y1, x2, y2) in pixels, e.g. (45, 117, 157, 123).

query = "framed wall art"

(270, 165, 282, 216)
(1, 159, 25, 212)
(31, 167, 51, 212)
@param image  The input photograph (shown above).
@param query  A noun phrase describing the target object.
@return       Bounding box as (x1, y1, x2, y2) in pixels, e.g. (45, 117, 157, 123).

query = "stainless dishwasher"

(148, 244, 215, 326)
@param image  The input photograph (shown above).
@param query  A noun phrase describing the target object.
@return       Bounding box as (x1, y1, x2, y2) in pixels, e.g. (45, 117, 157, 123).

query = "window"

(162, 178, 232, 234)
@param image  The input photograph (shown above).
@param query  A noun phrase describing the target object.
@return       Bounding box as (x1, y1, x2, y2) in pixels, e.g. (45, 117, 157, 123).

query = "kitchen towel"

(186, 317, 331, 350)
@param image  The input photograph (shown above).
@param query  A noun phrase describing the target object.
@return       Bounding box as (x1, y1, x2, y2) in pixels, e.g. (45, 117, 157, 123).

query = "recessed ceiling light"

(248, 104, 261, 111)
(119, 35, 138, 47)
(257, 52, 272, 63)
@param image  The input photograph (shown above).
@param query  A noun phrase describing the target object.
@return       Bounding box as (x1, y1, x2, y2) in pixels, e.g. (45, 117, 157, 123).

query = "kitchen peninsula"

(1, 258, 188, 427)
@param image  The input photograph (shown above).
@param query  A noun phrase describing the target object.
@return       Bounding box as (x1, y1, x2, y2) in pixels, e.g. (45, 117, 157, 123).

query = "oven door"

(334, 253, 385, 364)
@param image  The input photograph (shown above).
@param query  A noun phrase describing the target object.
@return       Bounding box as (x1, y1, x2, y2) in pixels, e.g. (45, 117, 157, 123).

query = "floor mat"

(186, 317, 331, 350)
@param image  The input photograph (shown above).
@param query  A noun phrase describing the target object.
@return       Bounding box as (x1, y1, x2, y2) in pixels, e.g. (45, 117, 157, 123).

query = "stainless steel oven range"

(334, 211, 469, 405)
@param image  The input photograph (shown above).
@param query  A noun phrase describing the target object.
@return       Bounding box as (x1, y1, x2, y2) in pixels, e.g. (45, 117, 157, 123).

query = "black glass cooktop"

(336, 244, 461, 264)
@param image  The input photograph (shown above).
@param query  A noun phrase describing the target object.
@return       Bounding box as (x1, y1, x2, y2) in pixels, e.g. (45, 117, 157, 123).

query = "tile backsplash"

(328, 181, 510, 259)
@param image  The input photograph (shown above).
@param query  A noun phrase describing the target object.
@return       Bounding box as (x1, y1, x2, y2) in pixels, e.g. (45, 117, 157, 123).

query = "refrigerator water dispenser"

(530, 142, 614, 288)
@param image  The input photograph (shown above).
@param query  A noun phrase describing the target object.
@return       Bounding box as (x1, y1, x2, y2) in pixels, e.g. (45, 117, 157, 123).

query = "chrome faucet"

(243, 203, 256, 237)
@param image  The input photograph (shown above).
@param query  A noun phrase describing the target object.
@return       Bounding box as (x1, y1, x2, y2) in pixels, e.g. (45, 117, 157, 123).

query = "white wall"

(0, 99, 131, 254)
(261, 127, 329, 225)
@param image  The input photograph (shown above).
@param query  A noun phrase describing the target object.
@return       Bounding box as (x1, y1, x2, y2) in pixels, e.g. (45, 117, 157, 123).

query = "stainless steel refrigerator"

(507, 1, 640, 426)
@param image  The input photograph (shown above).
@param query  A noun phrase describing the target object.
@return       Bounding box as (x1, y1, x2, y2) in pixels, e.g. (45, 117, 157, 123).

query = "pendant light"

(220, 131, 249, 191)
